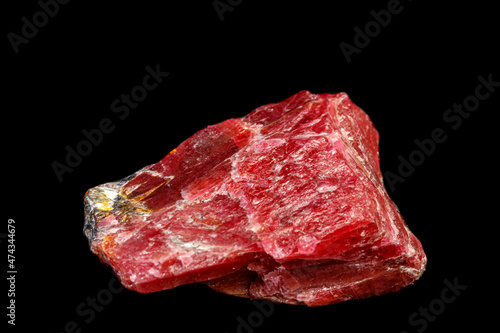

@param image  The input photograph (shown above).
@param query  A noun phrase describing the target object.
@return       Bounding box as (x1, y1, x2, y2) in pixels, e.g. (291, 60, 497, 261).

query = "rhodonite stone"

(83, 91, 426, 306)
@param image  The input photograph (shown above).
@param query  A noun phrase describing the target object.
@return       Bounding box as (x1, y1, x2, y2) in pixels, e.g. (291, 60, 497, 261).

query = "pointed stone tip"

(83, 186, 119, 244)
(83, 177, 153, 248)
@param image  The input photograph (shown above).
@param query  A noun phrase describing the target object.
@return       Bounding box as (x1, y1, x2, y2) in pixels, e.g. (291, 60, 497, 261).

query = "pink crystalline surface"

(83, 91, 426, 306)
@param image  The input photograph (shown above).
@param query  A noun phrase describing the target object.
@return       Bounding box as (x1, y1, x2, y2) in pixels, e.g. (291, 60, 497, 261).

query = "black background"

(4, 1, 499, 332)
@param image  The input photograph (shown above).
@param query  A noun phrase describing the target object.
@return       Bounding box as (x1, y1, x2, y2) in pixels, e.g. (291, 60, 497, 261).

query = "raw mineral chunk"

(84, 91, 426, 306)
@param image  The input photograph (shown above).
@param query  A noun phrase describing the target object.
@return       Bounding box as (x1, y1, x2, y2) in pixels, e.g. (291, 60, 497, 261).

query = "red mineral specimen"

(84, 91, 426, 306)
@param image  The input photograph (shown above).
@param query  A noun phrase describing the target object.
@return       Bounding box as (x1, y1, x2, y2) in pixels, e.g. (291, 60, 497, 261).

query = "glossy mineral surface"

(84, 91, 426, 306)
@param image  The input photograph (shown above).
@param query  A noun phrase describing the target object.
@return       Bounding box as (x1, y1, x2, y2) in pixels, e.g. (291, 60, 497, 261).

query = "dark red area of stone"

(83, 91, 426, 306)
